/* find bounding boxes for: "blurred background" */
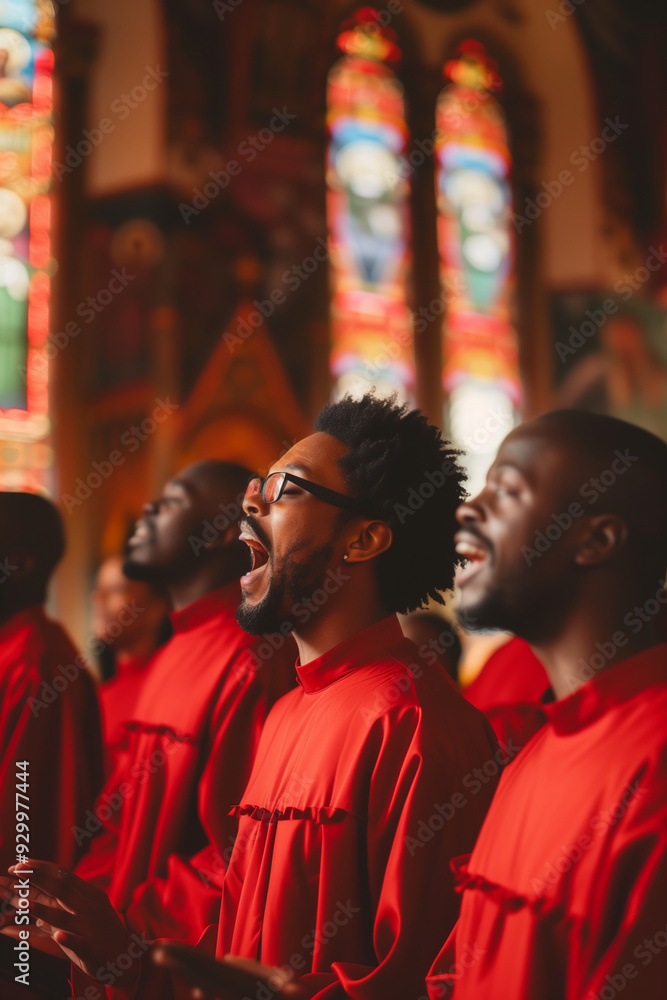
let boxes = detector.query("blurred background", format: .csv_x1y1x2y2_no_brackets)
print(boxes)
1,0,666,648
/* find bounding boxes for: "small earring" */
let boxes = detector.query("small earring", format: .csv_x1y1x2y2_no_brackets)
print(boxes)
343,554,349,561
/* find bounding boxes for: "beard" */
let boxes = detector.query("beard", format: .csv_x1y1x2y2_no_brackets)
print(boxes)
456,571,575,645
456,583,517,636
122,554,162,583
236,542,334,636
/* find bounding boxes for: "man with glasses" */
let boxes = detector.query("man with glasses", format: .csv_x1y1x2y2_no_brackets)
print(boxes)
10,395,499,1000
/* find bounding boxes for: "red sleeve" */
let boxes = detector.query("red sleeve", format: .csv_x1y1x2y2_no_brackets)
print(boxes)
120,647,294,943
572,763,667,1000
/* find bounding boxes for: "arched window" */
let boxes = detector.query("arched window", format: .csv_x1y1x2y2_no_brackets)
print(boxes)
0,0,55,491
326,9,414,401
435,40,520,492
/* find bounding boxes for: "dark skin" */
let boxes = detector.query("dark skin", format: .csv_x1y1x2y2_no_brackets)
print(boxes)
238,432,392,663
0,461,254,987
150,418,663,997
454,419,660,698
0,860,135,981
0,865,308,996
151,944,305,1000
0,438,393,994
92,555,168,662
22,420,660,998
125,461,251,611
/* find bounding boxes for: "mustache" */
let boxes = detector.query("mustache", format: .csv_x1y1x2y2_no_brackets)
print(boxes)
240,515,272,554
458,524,495,560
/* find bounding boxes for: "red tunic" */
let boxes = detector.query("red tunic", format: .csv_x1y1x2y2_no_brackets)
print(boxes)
427,643,667,1000
99,656,151,777
0,606,103,875
464,637,551,751
212,615,500,1000
75,582,296,945
115,615,499,1000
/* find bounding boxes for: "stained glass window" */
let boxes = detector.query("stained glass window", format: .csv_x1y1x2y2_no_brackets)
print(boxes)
435,40,520,492
0,0,55,491
326,8,414,402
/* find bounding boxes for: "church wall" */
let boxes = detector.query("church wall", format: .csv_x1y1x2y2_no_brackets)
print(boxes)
47,0,665,649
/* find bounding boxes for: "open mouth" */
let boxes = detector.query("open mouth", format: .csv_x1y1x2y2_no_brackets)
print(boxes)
128,519,153,548
454,532,490,587
239,526,271,591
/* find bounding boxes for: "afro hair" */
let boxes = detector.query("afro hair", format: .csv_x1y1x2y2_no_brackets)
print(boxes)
315,393,467,614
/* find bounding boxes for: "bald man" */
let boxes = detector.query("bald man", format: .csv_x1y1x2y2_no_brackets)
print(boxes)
0,464,296,992
425,411,667,1000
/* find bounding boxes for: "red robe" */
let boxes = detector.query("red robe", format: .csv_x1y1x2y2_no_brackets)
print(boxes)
464,637,551,751
0,605,103,875
427,643,667,1000
75,582,296,945
99,656,151,777
117,614,499,1000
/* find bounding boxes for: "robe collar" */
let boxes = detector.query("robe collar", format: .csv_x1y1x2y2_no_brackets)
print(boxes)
296,614,404,694
543,642,667,735
0,604,46,641
170,581,241,634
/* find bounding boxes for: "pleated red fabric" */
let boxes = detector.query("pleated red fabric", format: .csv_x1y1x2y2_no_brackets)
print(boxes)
75,582,296,945
427,643,667,1000
109,614,499,1000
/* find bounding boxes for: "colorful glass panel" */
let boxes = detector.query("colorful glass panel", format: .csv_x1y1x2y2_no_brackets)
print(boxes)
0,0,55,491
436,40,520,492
326,9,414,401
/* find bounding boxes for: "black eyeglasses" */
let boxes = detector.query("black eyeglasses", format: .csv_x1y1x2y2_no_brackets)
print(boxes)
245,472,359,510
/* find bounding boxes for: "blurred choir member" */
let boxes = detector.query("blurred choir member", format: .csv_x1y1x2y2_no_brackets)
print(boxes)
8,395,499,1000
92,554,170,774
71,461,296,945
399,610,461,681
0,492,103,874
0,493,103,997
0,461,295,999
427,411,667,1000
461,634,551,751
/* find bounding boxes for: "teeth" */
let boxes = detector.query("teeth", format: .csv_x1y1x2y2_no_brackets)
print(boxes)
455,541,486,560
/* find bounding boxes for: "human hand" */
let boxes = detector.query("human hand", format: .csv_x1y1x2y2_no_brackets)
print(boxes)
0,860,143,987
152,942,308,1000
